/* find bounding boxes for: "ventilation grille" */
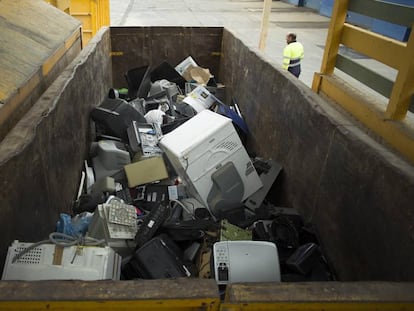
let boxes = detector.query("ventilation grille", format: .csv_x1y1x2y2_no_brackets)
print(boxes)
13,246,43,264
215,140,238,152
245,161,255,176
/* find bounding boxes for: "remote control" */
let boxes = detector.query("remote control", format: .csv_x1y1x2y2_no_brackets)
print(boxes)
135,203,170,248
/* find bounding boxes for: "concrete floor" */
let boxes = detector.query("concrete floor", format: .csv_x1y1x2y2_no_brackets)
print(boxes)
108,0,397,100
109,0,331,88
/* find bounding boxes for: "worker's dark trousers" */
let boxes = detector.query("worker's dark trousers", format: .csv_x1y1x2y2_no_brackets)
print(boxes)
288,65,301,78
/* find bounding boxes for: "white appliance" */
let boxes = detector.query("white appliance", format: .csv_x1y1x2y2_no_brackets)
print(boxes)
213,240,281,284
158,110,262,216
2,241,121,281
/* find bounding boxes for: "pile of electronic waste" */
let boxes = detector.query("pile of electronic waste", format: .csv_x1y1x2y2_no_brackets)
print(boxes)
2,56,334,285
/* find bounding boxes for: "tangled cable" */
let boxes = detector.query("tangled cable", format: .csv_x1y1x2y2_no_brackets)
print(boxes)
12,232,105,263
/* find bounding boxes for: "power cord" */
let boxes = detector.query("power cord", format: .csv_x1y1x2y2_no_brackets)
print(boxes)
169,198,195,219
12,232,106,263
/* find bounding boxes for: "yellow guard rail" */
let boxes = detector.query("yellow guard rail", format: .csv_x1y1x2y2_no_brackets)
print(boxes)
312,0,414,163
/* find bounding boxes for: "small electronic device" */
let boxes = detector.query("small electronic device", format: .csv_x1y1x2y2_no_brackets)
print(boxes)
114,182,133,204
84,160,95,194
141,184,169,210
179,197,205,220
149,79,180,101
220,219,252,241
286,243,321,275
91,140,131,181
127,121,162,157
124,65,152,100
213,240,280,285
91,176,116,194
135,203,170,248
90,98,146,140
124,235,191,279
87,197,137,254
244,159,282,211
2,241,121,281
150,61,187,90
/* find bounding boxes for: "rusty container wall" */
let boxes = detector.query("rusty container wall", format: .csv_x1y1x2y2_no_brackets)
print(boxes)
110,26,414,281
110,27,223,89
0,0,82,142
0,28,112,273
0,26,223,276
1,25,414,283
219,29,414,281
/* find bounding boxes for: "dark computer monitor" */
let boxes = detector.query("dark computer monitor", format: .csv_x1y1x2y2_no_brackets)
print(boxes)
125,65,152,100
150,61,187,90
90,98,146,141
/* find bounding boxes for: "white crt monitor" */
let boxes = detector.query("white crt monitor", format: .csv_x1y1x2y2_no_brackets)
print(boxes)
159,110,262,215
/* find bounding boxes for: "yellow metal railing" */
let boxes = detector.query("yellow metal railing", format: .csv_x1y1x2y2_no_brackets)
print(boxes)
46,0,110,46
45,0,70,13
312,0,414,163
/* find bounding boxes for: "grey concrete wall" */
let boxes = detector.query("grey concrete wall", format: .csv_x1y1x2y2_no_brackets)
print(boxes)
220,28,414,281
0,28,112,273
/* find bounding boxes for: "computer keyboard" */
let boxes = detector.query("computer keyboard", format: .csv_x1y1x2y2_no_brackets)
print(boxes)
135,203,170,248
115,188,134,205
107,200,137,227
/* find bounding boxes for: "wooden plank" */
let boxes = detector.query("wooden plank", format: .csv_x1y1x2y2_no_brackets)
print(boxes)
0,279,220,310
0,299,218,311
225,282,414,303
221,302,414,311
348,0,414,27
223,282,414,310
0,279,219,301
336,54,394,98
341,23,406,70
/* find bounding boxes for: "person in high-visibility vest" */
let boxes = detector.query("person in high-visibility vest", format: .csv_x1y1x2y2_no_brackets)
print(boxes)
282,33,304,78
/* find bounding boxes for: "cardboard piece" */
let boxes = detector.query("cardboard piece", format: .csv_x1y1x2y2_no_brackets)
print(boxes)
182,65,212,85
124,156,169,187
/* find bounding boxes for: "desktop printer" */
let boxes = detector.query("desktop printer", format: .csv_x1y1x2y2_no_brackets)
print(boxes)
2,241,121,281
158,110,263,218
213,240,281,284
